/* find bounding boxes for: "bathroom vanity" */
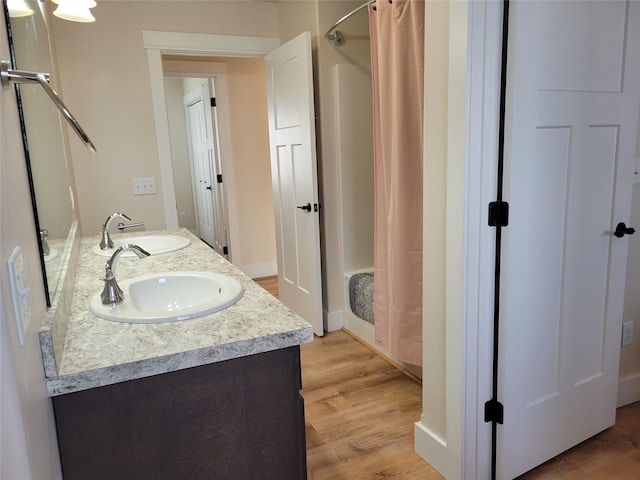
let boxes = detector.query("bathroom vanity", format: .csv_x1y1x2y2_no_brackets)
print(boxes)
40,227,313,479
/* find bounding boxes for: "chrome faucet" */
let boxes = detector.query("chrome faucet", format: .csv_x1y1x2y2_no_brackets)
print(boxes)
100,212,131,250
100,244,150,305
40,229,50,255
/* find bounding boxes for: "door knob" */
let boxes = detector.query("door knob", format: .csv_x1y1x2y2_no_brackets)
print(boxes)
206,186,212,191
614,222,636,238
297,203,312,212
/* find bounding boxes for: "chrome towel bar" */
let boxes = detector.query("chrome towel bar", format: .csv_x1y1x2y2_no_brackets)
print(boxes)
1,60,97,154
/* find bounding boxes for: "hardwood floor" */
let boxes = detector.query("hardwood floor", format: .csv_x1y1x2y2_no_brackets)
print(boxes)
301,330,440,479
253,276,640,479
254,276,437,478
253,275,279,298
518,401,640,479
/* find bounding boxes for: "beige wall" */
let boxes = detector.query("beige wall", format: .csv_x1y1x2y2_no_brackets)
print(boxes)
50,1,279,237
277,0,319,44
213,57,276,272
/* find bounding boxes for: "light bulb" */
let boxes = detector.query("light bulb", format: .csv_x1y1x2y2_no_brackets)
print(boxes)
7,0,34,18
53,0,97,23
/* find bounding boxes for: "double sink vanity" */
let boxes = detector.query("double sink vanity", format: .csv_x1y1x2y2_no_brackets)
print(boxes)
41,224,313,479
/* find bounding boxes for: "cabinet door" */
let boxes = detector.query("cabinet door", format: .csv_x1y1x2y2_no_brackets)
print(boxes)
53,347,307,479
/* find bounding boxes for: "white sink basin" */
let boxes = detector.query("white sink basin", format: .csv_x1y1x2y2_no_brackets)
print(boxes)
92,235,190,257
89,271,243,323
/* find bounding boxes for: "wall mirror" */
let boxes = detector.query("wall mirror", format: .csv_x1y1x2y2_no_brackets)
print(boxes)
3,0,75,306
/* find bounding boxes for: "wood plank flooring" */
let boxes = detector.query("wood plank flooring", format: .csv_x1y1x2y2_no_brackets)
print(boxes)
253,276,640,479
253,275,279,298
301,330,440,479
518,401,640,479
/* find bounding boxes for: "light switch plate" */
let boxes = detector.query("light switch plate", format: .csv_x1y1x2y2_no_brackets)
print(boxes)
7,247,31,346
132,177,157,195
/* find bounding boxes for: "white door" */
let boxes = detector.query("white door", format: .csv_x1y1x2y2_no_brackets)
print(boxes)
265,32,324,336
497,1,640,478
184,82,229,257
208,79,230,258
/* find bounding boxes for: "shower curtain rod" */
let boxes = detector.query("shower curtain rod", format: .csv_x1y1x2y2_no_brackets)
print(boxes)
325,0,376,46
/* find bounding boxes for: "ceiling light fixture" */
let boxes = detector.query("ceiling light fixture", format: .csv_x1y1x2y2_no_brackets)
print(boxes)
7,0,34,17
52,0,97,23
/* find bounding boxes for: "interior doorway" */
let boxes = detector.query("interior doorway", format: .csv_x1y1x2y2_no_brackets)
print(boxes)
144,31,325,336
164,75,230,258
153,44,279,279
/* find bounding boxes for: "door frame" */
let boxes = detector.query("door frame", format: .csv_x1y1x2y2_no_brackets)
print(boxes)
414,1,507,478
461,2,503,478
143,31,280,265
415,1,499,477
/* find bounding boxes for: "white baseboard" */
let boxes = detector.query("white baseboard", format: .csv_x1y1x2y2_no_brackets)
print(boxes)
415,419,447,478
617,372,640,407
324,310,343,332
237,263,277,279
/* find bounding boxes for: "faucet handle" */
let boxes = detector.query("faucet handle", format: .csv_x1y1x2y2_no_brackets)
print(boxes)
116,221,145,231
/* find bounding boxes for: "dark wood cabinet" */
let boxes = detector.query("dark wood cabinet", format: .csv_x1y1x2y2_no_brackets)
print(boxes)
52,346,307,479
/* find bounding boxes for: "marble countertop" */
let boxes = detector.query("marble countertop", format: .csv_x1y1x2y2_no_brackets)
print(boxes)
43,229,313,396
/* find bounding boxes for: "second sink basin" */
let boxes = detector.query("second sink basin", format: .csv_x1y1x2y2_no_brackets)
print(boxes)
92,235,191,257
89,271,243,323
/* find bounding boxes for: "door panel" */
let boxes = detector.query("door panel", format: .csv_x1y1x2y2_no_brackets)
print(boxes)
184,82,230,257
208,79,229,258
535,1,627,92
497,1,640,478
266,32,323,336
185,93,215,247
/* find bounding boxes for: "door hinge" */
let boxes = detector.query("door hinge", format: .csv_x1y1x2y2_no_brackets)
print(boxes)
217,174,223,183
484,399,504,424
314,203,321,212
222,246,228,255
210,97,216,107
488,201,509,227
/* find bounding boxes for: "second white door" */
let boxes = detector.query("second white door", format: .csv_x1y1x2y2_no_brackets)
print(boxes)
184,80,229,258
265,32,324,336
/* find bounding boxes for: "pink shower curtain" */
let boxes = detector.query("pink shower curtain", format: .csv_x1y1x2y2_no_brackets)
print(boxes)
369,0,424,366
